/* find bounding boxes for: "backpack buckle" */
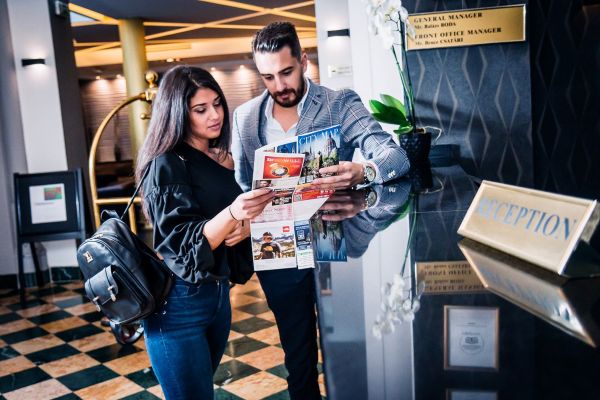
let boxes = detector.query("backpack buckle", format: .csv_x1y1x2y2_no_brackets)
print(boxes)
92,296,101,312
107,285,117,301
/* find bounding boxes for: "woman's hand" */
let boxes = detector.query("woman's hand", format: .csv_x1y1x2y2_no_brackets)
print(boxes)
224,221,250,246
229,188,274,221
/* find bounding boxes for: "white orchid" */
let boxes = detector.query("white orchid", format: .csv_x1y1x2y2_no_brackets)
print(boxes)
372,271,424,339
363,0,412,49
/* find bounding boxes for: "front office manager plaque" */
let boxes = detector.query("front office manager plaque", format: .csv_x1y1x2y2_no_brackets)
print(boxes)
458,181,599,276
407,5,526,51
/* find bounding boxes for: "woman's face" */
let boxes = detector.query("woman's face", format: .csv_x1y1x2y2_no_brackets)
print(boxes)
187,87,224,142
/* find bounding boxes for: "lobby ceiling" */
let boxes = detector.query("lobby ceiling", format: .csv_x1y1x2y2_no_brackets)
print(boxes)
70,0,317,68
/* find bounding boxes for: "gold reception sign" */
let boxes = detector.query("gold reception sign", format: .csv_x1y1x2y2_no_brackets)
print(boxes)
407,5,526,50
417,261,485,295
458,181,599,276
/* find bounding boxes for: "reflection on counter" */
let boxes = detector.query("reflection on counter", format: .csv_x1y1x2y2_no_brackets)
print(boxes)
372,272,424,339
417,261,485,295
459,238,600,347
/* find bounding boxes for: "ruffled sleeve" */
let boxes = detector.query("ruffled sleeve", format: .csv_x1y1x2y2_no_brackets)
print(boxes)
143,154,223,284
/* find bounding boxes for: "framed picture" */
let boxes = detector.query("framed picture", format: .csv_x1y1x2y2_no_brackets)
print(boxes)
444,306,499,371
14,169,85,237
446,389,498,400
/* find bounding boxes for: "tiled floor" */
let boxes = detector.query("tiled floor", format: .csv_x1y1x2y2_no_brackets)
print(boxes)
0,277,326,399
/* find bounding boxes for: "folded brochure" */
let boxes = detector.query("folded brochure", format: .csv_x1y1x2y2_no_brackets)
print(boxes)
250,125,341,271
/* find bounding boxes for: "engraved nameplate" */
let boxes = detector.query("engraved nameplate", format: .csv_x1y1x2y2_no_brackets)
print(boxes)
407,5,526,51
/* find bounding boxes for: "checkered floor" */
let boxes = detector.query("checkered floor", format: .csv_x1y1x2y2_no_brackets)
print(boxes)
0,277,326,399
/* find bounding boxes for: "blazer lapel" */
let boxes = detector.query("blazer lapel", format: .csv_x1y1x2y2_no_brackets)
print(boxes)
297,81,324,135
243,91,269,169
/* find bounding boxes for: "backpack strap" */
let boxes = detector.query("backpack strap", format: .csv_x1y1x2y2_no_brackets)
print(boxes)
120,165,150,221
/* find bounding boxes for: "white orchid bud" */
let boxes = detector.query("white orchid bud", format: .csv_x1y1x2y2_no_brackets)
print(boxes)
372,324,383,339
412,299,420,313
402,311,415,322
406,24,417,40
399,6,409,22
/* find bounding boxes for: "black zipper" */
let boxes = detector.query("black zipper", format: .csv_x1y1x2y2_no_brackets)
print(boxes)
109,270,143,323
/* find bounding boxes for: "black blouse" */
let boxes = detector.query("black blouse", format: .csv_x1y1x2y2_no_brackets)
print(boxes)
142,142,250,284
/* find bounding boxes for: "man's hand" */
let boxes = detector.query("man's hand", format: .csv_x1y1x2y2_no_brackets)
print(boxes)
224,221,250,247
318,190,367,221
311,161,364,190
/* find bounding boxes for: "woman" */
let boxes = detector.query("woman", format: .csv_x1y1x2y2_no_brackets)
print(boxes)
135,66,273,399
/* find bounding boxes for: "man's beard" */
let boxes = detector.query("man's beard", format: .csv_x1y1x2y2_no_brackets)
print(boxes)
271,78,305,108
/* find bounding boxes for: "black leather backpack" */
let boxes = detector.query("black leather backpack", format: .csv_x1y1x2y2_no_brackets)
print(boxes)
77,171,173,325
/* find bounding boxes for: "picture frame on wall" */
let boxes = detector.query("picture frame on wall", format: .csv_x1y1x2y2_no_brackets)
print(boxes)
14,169,86,238
446,389,498,400
444,306,499,371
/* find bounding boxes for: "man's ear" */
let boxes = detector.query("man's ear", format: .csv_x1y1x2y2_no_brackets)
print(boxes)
301,52,308,73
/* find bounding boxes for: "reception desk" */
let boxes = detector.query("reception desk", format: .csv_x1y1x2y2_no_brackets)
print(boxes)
314,164,600,400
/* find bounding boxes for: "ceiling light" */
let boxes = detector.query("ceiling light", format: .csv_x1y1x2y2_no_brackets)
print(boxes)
116,74,122,78
95,75,101,80
210,67,216,71
166,58,175,63
239,65,245,69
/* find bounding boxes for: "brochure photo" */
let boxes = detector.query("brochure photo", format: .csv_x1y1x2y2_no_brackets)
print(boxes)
251,222,297,271
298,125,340,184
311,216,347,262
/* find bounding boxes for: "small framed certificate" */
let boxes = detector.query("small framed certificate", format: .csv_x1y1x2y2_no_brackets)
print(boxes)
444,306,499,370
446,389,498,400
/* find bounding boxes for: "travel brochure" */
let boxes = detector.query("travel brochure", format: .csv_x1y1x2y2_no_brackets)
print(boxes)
250,125,340,271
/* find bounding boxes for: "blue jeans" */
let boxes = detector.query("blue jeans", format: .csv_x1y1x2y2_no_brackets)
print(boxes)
143,277,231,400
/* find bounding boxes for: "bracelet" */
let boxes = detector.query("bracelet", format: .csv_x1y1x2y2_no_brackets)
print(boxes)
228,205,240,221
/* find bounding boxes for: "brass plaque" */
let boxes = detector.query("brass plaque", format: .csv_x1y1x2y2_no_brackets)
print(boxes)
417,261,485,295
407,5,526,51
458,181,599,276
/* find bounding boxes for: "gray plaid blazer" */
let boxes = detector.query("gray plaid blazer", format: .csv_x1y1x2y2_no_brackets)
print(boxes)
231,80,410,192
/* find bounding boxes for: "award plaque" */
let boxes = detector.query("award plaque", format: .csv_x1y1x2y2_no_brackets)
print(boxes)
444,305,499,370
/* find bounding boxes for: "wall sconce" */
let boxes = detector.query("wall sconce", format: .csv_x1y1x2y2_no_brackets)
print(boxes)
21,58,46,67
327,29,350,38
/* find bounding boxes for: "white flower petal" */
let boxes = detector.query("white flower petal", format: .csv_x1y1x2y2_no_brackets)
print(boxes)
406,24,417,40
372,324,382,339
399,6,409,21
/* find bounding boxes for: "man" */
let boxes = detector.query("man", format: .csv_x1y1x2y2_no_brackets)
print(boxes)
260,231,281,259
231,22,409,399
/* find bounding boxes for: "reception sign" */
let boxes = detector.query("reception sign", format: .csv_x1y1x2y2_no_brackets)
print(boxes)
407,5,526,50
458,181,599,276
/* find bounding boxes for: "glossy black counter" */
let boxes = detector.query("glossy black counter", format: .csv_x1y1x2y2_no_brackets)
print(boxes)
313,164,600,400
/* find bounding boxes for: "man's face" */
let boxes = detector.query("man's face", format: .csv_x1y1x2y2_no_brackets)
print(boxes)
254,46,307,108
263,235,273,243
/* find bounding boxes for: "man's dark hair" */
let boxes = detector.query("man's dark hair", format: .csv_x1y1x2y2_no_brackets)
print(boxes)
252,22,302,60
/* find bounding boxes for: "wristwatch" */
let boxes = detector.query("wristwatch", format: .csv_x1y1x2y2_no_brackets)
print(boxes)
363,163,376,184
364,187,378,210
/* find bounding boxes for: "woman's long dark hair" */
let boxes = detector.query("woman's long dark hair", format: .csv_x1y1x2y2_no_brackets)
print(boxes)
135,65,230,186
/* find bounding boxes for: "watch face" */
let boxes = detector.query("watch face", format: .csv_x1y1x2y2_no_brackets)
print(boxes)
366,190,377,207
365,165,376,182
